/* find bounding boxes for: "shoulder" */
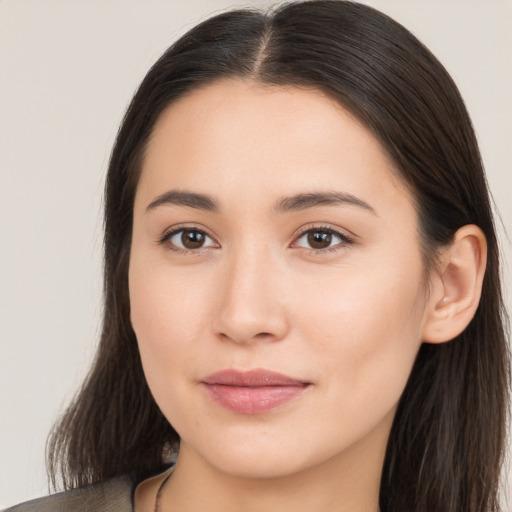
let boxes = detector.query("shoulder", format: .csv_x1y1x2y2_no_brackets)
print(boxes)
2,475,134,512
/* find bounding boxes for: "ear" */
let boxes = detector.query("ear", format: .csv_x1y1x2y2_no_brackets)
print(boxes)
422,225,487,344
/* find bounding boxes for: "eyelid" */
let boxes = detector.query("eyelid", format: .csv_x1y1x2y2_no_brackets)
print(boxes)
290,224,356,253
157,222,355,255
158,224,220,254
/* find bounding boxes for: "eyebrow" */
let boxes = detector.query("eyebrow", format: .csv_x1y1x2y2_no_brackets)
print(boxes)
273,191,376,215
146,189,376,215
146,190,219,212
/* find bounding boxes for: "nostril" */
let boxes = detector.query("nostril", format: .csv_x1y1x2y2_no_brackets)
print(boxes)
217,330,280,344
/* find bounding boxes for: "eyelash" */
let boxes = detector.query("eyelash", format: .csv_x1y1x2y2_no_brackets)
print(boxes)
158,224,354,256
158,225,218,256
292,225,354,254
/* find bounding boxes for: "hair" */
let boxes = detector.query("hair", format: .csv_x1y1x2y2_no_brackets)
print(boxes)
46,1,510,511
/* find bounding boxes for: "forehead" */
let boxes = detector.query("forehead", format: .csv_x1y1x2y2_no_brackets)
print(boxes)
137,79,413,216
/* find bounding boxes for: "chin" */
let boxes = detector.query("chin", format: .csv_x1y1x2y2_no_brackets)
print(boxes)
212,453,308,480
184,434,323,480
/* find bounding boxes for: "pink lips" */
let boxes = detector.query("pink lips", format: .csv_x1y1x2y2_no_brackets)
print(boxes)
201,369,310,414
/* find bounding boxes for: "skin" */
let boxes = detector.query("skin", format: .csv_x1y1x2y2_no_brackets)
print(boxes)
129,80,483,512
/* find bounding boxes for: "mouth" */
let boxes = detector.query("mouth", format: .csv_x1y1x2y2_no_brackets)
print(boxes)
201,368,311,414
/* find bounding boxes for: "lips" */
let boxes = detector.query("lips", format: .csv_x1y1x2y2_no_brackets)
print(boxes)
201,368,311,414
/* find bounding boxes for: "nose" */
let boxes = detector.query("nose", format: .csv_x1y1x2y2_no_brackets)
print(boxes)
212,245,289,345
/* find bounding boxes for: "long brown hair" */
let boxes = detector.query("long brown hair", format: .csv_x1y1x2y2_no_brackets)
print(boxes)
47,2,510,510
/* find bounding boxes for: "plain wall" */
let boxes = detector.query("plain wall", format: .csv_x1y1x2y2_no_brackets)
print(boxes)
1,0,510,508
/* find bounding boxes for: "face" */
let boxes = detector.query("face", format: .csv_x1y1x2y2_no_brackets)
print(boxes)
129,80,431,479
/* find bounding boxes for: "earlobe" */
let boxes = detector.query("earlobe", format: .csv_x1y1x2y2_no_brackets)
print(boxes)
422,225,487,344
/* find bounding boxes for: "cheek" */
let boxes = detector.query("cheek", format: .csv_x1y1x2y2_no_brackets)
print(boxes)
128,258,213,398
299,260,427,409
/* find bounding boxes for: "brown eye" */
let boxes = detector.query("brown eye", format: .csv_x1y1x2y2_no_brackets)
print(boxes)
181,229,206,249
164,228,217,252
294,227,352,252
307,231,332,249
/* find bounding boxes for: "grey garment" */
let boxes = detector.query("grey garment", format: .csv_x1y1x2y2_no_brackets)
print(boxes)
2,475,134,512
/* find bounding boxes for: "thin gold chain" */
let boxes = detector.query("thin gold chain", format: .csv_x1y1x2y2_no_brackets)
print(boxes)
153,471,174,512
152,469,382,511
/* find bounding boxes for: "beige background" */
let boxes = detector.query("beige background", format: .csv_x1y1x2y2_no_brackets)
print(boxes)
1,0,511,508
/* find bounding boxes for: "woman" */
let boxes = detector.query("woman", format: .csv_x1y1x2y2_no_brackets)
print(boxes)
5,1,509,511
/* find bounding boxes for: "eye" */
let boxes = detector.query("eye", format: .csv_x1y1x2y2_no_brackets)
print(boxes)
160,227,218,253
293,226,353,253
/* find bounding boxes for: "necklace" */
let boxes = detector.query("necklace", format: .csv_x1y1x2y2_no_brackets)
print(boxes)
153,471,174,512
152,468,382,512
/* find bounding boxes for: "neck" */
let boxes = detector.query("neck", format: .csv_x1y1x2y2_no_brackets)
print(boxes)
157,412,392,512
